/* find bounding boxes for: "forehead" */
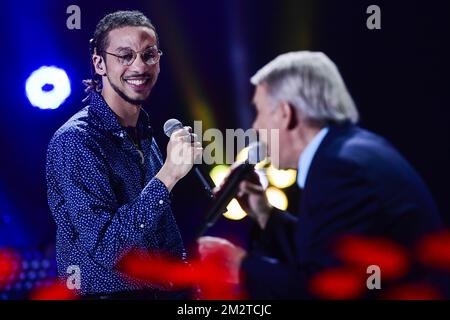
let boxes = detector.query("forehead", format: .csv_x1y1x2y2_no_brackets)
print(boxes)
253,83,270,104
107,26,157,51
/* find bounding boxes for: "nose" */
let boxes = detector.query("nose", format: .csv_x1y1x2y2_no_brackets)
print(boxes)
132,54,147,68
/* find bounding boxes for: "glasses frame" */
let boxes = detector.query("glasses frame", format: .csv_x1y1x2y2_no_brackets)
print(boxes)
100,46,163,66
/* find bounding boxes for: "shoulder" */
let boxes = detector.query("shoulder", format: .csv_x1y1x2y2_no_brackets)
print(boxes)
47,107,106,161
49,105,108,149
314,125,433,201
321,125,407,173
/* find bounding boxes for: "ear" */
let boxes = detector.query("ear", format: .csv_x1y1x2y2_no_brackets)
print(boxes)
278,101,298,130
92,54,106,76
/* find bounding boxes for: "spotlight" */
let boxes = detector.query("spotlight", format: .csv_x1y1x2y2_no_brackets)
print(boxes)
209,165,230,186
223,199,247,221
1,249,57,299
266,165,297,189
236,147,249,163
266,187,288,210
209,165,247,220
25,66,71,110
236,146,266,169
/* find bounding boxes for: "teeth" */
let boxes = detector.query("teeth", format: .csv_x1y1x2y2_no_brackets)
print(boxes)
126,79,147,85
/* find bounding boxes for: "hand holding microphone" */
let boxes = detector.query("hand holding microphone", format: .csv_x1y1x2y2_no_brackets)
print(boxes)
159,119,215,197
235,168,273,230
155,119,203,192
215,143,272,230
197,141,271,237
157,118,273,232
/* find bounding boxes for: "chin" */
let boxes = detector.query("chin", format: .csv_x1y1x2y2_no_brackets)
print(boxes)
132,93,151,101
274,163,286,170
125,90,151,104
270,157,291,170
270,157,281,169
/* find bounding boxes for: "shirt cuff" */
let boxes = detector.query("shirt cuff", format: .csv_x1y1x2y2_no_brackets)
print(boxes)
136,177,172,230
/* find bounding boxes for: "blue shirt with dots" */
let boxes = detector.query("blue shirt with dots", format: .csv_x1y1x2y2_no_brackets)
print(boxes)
46,91,185,295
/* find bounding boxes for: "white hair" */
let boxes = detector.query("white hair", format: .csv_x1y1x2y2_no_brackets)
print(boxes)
251,51,359,124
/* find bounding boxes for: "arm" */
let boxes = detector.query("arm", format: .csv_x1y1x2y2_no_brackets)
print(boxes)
249,208,298,263
48,129,174,270
241,161,379,299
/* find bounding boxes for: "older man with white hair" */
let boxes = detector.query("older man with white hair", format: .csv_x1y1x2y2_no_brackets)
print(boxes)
198,51,442,299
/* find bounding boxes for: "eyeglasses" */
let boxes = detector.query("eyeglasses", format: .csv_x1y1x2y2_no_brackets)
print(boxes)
101,46,163,66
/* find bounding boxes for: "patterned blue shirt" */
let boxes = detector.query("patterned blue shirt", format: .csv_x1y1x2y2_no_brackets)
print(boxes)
46,91,185,295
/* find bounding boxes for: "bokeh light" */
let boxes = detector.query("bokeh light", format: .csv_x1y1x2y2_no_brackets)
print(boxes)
416,230,450,272
309,267,366,299
209,165,230,186
334,235,410,281
223,199,247,221
25,66,71,110
266,187,288,210
209,165,247,220
0,248,21,291
266,165,297,189
236,147,249,164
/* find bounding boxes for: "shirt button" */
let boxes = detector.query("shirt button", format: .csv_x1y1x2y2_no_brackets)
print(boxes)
140,224,144,228
159,200,164,205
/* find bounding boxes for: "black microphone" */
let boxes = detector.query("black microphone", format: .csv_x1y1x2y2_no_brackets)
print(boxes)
163,118,215,199
196,141,267,237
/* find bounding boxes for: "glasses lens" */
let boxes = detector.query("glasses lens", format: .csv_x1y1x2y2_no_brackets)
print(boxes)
142,48,160,64
119,51,135,65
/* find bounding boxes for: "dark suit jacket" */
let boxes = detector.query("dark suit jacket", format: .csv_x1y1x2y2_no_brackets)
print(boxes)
241,123,443,299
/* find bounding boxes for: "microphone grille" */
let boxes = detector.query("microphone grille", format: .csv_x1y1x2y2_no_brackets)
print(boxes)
163,118,183,137
248,141,267,164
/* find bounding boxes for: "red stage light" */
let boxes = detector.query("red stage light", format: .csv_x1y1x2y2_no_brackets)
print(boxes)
29,280,78,300
416,230,450,272
382,282,442,300
309,267,366,300
118,250,246,300
334,235,410,280
0,248,21,290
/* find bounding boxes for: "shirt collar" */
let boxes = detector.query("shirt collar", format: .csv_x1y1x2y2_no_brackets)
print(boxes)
297,127,329,189
89,91,153,140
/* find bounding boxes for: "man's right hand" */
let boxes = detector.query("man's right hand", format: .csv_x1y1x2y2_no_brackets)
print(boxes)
156,127,202,192
216,164,273,229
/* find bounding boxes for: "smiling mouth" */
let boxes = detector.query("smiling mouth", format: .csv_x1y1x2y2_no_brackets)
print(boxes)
123,76,152,89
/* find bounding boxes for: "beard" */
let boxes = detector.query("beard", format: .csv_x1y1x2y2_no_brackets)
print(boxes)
106,74,154,106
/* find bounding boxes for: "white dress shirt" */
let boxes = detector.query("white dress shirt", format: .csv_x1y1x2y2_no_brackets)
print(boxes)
297,127,329,189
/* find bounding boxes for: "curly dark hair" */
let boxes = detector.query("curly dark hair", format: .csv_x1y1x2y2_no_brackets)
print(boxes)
83,10,159,100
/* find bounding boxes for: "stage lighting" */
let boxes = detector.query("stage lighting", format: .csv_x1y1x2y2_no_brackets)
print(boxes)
236,146,266,169
236,146,249,163
266,165,297,189
209,162,272,221
209,165,230,186
266,187,288,210
223,199,247,221
25,66,71,110
209,165,246,220
0,249,57,300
